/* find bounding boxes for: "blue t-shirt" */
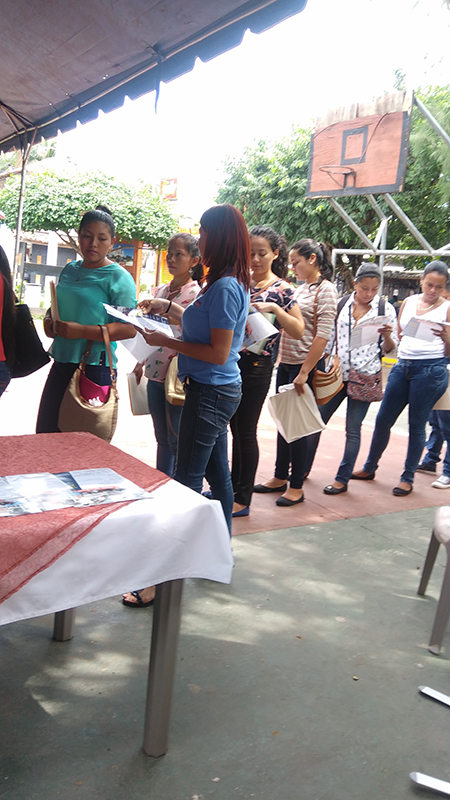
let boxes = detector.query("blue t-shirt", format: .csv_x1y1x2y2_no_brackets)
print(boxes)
178,276,250,385
51,260,136,367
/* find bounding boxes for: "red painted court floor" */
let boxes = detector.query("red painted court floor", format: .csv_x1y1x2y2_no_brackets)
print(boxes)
231,411,445,536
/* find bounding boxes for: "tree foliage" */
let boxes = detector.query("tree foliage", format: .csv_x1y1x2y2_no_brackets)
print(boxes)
0,169,178,251
216,85,450,280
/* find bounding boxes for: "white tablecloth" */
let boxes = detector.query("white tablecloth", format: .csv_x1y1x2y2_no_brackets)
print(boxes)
0,480,233,626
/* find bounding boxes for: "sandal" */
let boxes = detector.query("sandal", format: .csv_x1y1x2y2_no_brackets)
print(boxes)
122,589,155,608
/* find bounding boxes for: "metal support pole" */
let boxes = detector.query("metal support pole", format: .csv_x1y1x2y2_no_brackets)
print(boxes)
373,218,389,251
378,219,388,294
53,608,76,641
143,579,184,757
367,194,387,221
329,198,375,251
414,95,450,151
12,132,35,294
383,193,433,253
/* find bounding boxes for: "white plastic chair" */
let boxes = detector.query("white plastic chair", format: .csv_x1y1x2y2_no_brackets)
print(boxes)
418,506,450,655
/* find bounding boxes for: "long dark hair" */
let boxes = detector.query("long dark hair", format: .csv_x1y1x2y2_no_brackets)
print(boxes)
249,226,289,279
200,205,251,290
290,238,334,282
0,246,16,364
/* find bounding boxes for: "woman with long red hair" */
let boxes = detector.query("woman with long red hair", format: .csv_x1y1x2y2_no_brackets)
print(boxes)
123,205,250,608
136,206,250,527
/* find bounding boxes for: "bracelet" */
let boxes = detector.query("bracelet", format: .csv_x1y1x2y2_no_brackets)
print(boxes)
166,300,172,315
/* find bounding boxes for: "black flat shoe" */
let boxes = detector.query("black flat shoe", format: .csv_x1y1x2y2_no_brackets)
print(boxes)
392,484,413,496
253,483,287,494
323,484,347,495
350,471,375,481
276,494,305,507
122,590,155,608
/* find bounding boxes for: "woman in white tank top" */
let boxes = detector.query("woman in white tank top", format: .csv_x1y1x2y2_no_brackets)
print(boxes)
351,261,450,496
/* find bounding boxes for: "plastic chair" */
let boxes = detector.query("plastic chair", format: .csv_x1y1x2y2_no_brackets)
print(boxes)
418,506,450,655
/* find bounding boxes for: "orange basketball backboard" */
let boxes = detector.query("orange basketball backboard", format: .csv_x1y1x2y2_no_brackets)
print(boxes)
306,91,413,198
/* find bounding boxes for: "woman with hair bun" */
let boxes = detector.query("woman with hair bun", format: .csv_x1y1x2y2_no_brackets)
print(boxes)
352,260,450,495
36,205,137,433
254,237,338,507
230,225,304,517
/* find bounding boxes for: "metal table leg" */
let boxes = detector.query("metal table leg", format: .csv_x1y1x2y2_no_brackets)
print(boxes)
53,608,76,641
143,579,184,757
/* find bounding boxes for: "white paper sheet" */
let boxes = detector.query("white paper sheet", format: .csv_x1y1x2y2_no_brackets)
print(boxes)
402,316,449,342
350,315,391,349
240,306,278,351
103,304,174,337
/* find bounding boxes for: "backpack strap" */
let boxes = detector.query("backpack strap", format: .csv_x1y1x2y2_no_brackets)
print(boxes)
337,293,352,317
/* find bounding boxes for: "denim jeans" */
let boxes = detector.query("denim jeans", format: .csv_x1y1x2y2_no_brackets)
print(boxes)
422,409,450,477
317,383,371,485
363,357,449,484
0,361,11,398
174,377,242,534
147,379,182,477
36,356,114,433
230,353,273,506
274,362,320,490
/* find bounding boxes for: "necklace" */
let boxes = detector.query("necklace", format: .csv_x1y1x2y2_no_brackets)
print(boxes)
419,296,440,312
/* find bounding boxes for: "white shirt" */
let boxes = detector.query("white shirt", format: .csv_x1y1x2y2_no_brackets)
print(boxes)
398,295,450,360
326,293,398,379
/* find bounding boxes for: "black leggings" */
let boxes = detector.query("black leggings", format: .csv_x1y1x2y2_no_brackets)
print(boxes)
36,356,113,433
230,353,273,507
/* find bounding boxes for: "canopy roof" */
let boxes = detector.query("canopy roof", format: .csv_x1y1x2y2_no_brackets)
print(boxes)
0,0,307,152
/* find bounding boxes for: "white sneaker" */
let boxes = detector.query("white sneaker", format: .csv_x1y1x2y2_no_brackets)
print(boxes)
431,475,450,489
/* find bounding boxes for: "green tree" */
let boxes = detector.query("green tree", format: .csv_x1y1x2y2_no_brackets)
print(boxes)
0,169,178,251
216,85,450,281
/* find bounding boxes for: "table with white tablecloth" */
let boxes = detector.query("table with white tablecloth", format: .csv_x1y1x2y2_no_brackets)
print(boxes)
0,433,233,756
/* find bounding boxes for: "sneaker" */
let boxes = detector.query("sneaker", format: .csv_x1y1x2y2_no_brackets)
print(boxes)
416,462,436,474
431,475,450,489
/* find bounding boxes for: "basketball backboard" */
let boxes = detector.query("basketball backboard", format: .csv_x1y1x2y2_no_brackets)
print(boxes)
306,91,413,198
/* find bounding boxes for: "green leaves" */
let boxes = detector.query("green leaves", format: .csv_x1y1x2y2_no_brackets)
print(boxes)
0,170,178,250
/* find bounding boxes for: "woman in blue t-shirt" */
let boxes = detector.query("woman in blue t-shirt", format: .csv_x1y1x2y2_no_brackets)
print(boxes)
137,204,250,533
36,206,136,433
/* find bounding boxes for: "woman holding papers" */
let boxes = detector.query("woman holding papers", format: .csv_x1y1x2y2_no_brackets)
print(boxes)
36,206,136,433
254,238,337,506
230,226,304,518
352,260,450,496
133,205,250,532
316,264,397,495
132,234,202,477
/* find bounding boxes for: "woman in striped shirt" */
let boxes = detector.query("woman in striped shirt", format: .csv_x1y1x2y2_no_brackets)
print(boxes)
254,238,337,506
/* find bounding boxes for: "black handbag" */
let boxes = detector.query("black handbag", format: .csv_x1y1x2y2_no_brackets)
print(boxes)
10,304,50,378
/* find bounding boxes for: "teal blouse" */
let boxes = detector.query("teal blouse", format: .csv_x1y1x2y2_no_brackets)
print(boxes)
50,260,136,367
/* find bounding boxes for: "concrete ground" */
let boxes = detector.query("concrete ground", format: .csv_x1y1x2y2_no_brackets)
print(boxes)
1,333,450,799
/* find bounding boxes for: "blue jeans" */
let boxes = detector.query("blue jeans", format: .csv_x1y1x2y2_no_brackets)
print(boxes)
274,362,320,490
363,357,449,485
0,361,11,398
147,379,182,477
174,378,242,534
422,409,450,477
319,383,371,485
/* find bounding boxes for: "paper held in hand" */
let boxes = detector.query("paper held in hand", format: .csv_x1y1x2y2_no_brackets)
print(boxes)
240,305,278,352
267,383,326,443
402,316,450,342
104,304,175,362
349,315,391,349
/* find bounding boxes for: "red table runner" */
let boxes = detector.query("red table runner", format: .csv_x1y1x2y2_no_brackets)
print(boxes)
0,432,169,603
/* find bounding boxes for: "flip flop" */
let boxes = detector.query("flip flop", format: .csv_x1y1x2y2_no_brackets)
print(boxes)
122,589,154,608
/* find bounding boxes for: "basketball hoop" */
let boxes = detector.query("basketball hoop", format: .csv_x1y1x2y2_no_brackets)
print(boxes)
319,165,356,189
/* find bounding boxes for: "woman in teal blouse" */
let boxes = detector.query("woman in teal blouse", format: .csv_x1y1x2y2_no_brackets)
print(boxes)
36,205,136,433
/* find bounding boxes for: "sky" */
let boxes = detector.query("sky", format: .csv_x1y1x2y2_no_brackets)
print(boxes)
55,0,450,224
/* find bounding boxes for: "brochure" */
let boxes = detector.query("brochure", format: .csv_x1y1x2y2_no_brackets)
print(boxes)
103,304,174,337
349,315,392,349
0,469,151,517
402,316,449,343
240,305,278,351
